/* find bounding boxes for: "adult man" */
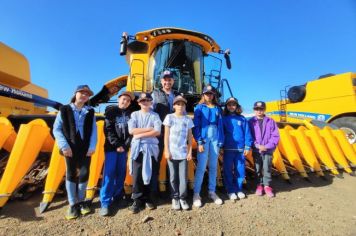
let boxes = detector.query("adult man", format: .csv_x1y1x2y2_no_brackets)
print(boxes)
151,70,180,195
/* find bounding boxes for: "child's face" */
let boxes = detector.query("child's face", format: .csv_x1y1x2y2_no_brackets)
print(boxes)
254,107,265,116
139,99,152,110
118,95,131,109
203,92,214,103
173,101,186,113
75,91,90,104
227,103,237,113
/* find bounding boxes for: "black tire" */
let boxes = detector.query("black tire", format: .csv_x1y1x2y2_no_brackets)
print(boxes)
330,117,356,144
287,85,306,103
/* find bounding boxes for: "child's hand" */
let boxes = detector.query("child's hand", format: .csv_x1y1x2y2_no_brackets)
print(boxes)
86,149,95,157
133,133,142,139
117,147,125,153
198,145,204,153
186,153,192,161
259,145,267,152
243,150,249,156
62,148,73,157
164,151,172,160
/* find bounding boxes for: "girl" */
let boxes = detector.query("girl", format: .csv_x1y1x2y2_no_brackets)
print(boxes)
248,101,280,197
192,85,224,208
222,97,252,200
163,95,194,211
53,85,97,220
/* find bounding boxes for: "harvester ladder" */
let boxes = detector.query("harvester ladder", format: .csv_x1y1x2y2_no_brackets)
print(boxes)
129,59,145,92
279,88,288,122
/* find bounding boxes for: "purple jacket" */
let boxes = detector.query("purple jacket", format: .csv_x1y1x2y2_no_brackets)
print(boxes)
248,116,280,154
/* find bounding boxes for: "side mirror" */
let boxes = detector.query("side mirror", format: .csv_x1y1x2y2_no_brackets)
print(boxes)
120,32,128,56
224,49,232,69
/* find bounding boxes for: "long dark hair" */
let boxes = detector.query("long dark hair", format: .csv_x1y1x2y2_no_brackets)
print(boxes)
223,102,243,115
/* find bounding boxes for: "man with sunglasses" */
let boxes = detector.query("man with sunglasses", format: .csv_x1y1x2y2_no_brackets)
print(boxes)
248,101,280,198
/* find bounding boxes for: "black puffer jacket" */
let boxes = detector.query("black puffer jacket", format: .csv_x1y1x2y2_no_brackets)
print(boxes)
104,105,132,152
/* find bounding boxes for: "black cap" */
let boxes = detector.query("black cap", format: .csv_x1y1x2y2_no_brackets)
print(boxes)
225,97,238,105
253,101,266,109
75,85,93,96
118,91,135,101
137,92,153,102
160,70,174,79
202,85,216,94
173,95,187,105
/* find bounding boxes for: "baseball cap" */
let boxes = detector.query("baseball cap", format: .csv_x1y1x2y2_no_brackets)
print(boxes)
118,91,135,101
173,95,187,105
253,101,266,110
202,85,216,94
225,97,238,105
137,92,153,102
75,85,93,96
160,70,174,79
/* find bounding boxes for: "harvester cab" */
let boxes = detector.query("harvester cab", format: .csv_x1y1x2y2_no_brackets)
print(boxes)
90,27,234,109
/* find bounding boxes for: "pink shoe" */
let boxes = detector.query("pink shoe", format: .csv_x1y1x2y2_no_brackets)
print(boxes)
264,186,275,198
255,185,263,196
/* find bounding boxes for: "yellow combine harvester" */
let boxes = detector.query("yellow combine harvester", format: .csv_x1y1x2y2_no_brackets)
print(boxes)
0,28,355,214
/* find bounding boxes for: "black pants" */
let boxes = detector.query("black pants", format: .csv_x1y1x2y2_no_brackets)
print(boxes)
132,153,158,202
64,132,91,183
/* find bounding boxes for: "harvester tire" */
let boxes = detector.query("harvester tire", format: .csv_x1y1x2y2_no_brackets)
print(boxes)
331,117,356,144
287,86,306,103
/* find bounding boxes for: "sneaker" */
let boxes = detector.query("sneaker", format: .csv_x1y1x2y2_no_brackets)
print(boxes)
65,205,79,220
80,202,91,215
172,199,180,210
264,186,275,198
145,201,156,210
193,193,202,208
228,193,238,200
209,192,223,205
237,192,246,199
99,207,109,217
255,185,264,196
129,200,142,214
180,199,189,211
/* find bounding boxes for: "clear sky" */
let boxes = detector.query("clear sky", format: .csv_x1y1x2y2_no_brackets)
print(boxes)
1,0,355,113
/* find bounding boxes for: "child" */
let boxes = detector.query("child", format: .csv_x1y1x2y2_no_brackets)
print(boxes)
248,101,280,197
99,91,134,216
192,85,224,208
163,95,194,211
128,92,162,213
222,97,253,200
53,85,97,220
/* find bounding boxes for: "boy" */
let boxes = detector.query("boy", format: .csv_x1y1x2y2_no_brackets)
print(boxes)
99,91,134,216
128,92,162,213
163,95,194,210
248,101,280,197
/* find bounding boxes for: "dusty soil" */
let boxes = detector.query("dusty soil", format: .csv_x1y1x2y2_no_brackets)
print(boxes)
1,172,356,236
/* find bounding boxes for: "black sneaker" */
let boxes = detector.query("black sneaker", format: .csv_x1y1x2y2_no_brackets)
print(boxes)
129,200,142,214
65,205,79,220
79,202,91,215
145,201,156,210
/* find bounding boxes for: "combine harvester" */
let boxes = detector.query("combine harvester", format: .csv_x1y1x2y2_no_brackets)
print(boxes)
0,29,355,213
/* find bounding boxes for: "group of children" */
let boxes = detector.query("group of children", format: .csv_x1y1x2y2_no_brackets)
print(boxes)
53,74,280,220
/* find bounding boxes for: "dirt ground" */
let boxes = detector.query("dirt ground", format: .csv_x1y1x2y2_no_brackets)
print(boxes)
1,171,356,236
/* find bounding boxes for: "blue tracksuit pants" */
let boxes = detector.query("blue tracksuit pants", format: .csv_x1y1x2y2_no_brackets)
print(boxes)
223,150,245,193
100,151,127,208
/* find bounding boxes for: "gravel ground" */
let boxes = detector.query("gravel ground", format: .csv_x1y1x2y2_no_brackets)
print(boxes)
1,172,356,236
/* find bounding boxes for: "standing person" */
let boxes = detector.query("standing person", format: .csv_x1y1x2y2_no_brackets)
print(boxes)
151,70,180,196
128,92,162,214
192,85,224,208
163,95,194,211
99,91,134,216
53,85,97,220
248,101,280,197
222,97,253,200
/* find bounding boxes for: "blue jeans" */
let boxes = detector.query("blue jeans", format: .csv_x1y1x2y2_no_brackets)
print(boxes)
223,150,245,193
100,151,127,208
194,125,220,194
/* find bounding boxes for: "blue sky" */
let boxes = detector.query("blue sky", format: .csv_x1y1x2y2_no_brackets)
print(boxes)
1,0,355,113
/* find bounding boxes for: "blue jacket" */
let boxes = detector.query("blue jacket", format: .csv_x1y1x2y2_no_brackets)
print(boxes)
193,104,224,147
222,114,253,151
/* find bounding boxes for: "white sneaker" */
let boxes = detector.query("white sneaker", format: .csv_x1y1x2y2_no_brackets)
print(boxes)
193,194,202,208
209,192,223,205
172,199,180,210
237,192,246,199
228,193,238,200
180,199,189,210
